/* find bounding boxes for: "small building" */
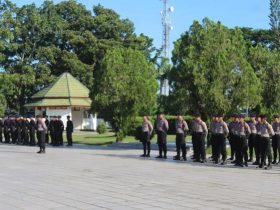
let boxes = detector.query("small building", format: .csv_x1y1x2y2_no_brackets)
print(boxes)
25,72,97,130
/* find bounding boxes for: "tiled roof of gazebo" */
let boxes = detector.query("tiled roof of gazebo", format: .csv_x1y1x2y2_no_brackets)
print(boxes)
25,72,91,108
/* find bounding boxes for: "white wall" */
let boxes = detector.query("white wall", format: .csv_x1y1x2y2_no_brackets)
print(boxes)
71,109,83,130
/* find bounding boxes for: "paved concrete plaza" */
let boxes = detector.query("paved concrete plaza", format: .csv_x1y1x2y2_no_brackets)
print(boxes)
0,144,279,210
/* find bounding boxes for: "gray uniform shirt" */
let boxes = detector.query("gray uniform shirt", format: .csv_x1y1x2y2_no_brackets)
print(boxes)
210,121,229,136
157,119,169,133
228,121,238,135
248,121,257,134
236,122,251,137
176,120,189,134
260,122,274,137
192,120,208,135
142,120,153,134
256,122,262,135
272,122,280,135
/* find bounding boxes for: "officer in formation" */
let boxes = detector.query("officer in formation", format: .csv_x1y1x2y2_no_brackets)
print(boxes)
66,115,74,146
156,112,169,159
140,116,153,157
0,115,67,147
0,115,37,146
48,116,65,146
173,114,189,161
210,114,229,165
272,115,280,164
191,113,208,163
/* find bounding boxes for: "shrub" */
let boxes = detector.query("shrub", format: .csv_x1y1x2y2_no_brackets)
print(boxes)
97,122,107,134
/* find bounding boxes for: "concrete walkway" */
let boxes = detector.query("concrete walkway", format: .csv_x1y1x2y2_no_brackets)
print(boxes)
0,144,279,210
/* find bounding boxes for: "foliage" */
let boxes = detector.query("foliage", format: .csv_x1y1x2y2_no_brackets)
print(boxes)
0,91,6,116
96,122,107,134
0,0,156,114
269,0,280,48
91,47,158,141
170,18,261,119
249,45,280,114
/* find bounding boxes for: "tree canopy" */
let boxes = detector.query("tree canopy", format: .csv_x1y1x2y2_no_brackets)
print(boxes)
91,47,158,141
169,19,261,118
0,0,155,114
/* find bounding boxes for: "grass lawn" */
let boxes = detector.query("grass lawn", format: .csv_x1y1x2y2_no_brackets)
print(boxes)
65,131,181,146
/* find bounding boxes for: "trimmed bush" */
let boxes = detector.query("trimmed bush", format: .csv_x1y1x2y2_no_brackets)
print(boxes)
97,122,107,134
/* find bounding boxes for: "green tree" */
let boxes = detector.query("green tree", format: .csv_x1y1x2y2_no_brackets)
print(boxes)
270,0,280,48
91,47,158,141
170,19,261,119
249,45,280,114
0,0,156,114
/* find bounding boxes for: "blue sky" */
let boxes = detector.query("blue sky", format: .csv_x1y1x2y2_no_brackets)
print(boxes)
13,0,270,51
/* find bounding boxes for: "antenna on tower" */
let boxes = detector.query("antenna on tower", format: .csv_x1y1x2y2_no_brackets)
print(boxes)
160,0,174,58
160,0,174,96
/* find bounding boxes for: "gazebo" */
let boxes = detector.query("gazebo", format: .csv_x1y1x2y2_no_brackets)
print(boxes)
25,72,97,130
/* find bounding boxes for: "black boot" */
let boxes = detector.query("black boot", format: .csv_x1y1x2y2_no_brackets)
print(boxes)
37,148,42,154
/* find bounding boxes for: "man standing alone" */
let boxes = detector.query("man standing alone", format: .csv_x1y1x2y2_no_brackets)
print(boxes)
66,116,73,146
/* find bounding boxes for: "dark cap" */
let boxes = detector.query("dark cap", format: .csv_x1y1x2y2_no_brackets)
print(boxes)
273,114,279,118
260,114,267,119
217,114,224,118
238,114,245,119
193,112,201,117
249,113,256,117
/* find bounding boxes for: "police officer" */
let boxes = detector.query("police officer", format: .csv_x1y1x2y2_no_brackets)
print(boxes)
209,114,218,161
228,114,238,162
156,112,169,159
191,113,208,163
3,116,11,143
29,117,36,146
248,114,257,162
211,114,229,165
66,115,74,146
57,116,64,146
253,115,262,165
45,115,50,144
0,117,3,142
22,116,30,145
141,116,153,157
235,114,251,167
258,115,274,169
16,116,23,144
272,115,280,164
49,116,55,145
10,116,17,144
36,115,47,154
173,114,189,161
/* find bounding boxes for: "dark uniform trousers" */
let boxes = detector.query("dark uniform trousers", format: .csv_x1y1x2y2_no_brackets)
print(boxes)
0,129,2,142
157,131,167,157
248,133,256,160
176,133,186,158
255,134,261,163
67,131,73,146
192,132,206,161
37,131,46,150
236,135,248,165
4,128,10,143
213,134,227,162
29,129,36,146
228,134,236,159
260,137,272,165
142,132,151,155
272,134,280,162
211,134,217,160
